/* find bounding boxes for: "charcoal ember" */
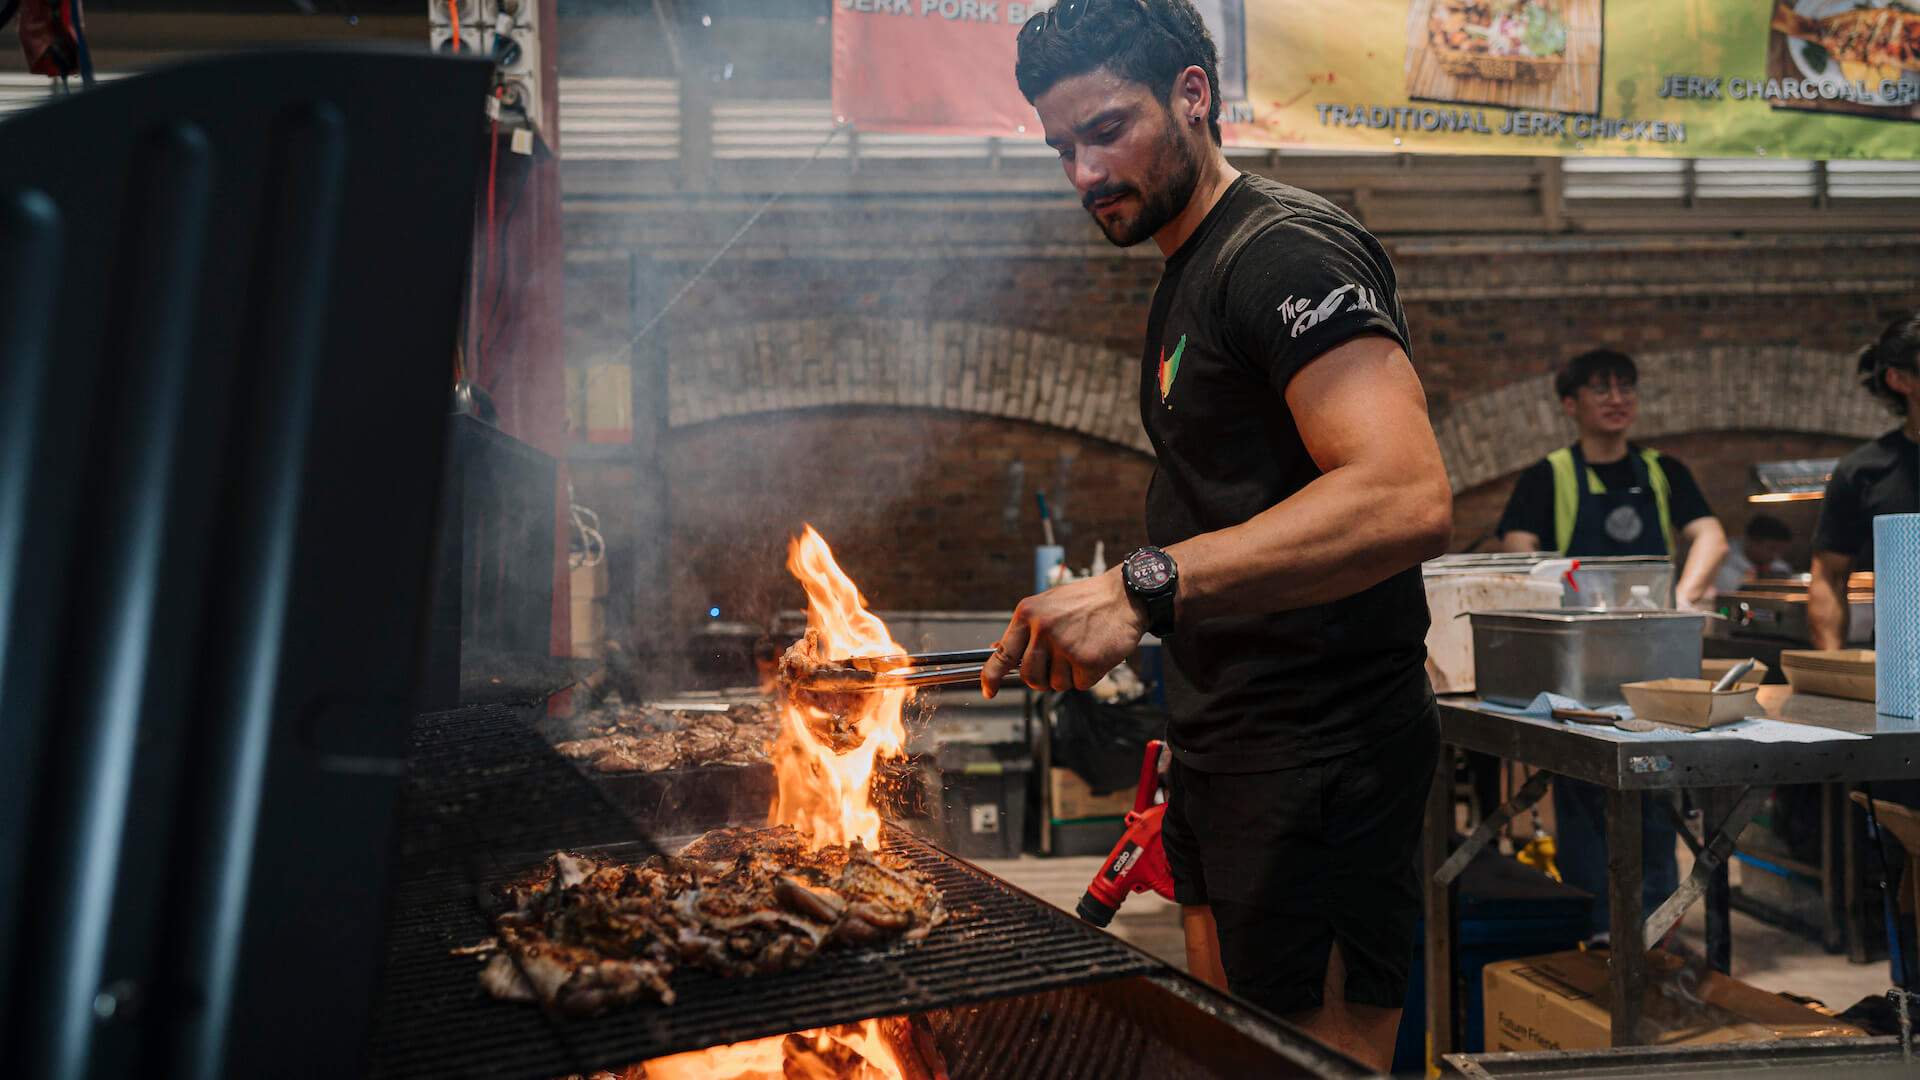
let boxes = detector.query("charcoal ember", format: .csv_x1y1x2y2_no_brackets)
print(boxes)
474,827,946,1015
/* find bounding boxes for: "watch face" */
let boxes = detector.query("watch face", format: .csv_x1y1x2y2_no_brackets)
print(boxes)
1125,548,1174,592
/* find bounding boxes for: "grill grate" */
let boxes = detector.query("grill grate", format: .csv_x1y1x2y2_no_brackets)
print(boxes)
369,704,1159,1079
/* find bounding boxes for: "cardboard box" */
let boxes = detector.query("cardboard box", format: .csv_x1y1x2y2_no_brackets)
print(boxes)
1049,767,1133,822
1483,949,1864,1052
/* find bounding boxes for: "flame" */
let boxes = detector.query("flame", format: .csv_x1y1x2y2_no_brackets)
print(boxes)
643,1020,912,1080
772,525,911,850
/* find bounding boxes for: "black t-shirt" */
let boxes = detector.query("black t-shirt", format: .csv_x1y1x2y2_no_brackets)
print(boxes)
1141,173,1432,773
1495,449,1714,552
1814,429,1920,570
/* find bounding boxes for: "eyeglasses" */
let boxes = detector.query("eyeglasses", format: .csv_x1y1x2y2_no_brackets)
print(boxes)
1021,0,1191,50
1579,380,1638,401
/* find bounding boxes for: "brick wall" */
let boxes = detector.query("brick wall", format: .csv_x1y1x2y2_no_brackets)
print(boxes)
562,197,1920,647
664,409,1154,637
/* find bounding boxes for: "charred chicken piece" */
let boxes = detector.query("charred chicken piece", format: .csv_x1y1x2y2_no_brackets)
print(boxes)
473,827,945,1015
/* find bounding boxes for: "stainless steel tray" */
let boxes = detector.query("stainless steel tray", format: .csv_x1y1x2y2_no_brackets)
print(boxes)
1471,609,1707,707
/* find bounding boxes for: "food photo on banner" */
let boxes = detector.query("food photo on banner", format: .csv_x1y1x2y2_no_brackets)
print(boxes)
1766,0,1920,122
830,0,1920,159
1405,0,1603,116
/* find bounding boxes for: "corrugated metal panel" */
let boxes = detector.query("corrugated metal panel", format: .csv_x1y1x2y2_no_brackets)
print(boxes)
1562,157,1688,200
1694,158,1818,199
557,76,679,161
1827,159,1920,200
711,99,848,158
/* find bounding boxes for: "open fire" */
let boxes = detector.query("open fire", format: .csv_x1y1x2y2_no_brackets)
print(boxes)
771,525,913,849
639,1015,944,1080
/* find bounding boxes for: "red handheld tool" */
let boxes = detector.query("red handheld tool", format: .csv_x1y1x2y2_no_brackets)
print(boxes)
1076,739,1175,927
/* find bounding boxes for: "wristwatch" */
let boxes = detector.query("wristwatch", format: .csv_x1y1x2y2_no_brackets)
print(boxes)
1121,546,1178,638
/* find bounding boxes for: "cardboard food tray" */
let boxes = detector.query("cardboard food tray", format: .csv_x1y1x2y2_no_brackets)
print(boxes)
1780,649,1877,703
1621,678,1760,730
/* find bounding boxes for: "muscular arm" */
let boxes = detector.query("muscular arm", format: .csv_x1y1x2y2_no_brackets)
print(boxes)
1808,550,1854,651
981,336,1452,696
1674,516,1729,609
1165,334,1453,619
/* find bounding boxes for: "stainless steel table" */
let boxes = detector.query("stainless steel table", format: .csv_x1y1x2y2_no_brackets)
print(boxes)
1424,688,1920,1055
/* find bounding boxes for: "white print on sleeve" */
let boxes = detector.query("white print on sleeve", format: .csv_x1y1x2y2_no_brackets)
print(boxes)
1279,285,1380,339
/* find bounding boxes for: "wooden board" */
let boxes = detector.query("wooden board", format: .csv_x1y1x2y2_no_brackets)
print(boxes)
1404,0,1604,116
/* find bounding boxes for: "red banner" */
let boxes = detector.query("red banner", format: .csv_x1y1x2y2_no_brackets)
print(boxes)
831,1,1050,137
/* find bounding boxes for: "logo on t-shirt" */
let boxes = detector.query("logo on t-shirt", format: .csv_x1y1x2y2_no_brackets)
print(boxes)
1158,334,1186,407
1280,285,1381,339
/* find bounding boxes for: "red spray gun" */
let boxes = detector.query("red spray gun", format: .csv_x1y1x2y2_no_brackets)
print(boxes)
1076,739,1175,927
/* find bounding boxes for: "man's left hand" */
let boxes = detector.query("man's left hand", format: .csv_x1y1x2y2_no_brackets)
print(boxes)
981,569,1147,698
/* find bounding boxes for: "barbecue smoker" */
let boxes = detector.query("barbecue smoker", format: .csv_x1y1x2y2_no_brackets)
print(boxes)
369,704,1366,1078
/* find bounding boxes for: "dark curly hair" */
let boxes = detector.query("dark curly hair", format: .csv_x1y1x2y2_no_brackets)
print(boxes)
1014,0,1223,145
1858,313,1920,417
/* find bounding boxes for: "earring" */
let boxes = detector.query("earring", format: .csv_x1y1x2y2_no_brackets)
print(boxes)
1190,114,1201,124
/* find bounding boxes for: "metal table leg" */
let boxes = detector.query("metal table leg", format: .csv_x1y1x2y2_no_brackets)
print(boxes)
1424,744,1458,1062
1435,770,1552,887
1607,787,1647,1047
1824,782,1844,954
1642,786,1764,970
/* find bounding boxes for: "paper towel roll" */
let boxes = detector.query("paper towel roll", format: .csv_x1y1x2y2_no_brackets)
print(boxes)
1876,514,1920,719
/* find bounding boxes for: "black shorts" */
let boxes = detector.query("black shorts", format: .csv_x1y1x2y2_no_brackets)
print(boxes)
1161,702,1439,1015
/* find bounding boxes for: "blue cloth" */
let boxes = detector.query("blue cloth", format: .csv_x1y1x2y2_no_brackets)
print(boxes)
1552,777,1680,937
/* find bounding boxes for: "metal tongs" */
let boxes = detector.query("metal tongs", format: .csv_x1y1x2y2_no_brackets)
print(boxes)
796,648,1017,692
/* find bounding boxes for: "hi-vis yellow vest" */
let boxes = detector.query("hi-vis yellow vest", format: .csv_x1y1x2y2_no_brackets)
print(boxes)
1546,446,1674,555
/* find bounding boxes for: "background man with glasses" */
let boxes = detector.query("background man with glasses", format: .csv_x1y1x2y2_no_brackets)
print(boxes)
981,0,1453,1068
1496,347,1729,941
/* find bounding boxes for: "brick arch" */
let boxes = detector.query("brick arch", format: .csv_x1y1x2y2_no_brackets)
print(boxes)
1433,346,1886,493
667,316,1151,454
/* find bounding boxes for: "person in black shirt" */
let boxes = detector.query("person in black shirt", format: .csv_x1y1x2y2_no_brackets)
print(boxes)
981,3,1453,1068
1811,315,1920,649
1496,350,1726,607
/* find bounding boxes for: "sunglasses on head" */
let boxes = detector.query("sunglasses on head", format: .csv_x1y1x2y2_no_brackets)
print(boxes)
1021,0,1191,48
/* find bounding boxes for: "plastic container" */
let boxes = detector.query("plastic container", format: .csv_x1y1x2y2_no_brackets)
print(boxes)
926,742,1031,860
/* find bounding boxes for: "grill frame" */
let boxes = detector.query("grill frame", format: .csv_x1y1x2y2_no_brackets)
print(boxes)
370,703,1166,1078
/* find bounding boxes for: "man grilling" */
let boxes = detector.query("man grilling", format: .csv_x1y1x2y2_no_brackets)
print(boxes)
979,1,1453,1068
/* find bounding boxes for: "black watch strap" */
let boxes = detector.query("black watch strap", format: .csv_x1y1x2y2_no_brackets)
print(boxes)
1142,590,1176,638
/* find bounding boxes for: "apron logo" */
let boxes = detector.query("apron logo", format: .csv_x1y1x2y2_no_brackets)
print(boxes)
1604,504,1645,544
1158,334,1186,407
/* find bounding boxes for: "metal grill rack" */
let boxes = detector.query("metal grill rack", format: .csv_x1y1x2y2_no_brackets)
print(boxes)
369,704,1160,1078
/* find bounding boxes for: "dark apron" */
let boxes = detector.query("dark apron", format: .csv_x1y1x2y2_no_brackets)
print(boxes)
1566,445,1670,558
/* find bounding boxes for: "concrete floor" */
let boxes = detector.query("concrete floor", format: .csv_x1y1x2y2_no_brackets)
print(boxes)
975,847,1893,1017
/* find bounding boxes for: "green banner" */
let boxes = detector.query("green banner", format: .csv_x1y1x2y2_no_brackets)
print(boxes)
1223,0,1920,160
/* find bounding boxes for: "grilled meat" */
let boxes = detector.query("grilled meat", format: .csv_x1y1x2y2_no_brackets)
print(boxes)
473,826,946,1016
551,702,778,774
778,631,882,751
1774,1,1920,74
